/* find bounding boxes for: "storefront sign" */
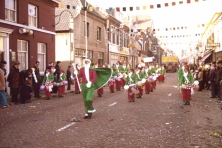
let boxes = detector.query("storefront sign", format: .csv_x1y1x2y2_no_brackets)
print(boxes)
109,43,119,53
119,47,129,55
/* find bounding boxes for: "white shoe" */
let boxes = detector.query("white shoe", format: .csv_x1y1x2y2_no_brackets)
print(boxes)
88,109,96,113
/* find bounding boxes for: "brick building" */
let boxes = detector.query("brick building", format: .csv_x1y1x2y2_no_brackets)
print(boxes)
0,0,58,78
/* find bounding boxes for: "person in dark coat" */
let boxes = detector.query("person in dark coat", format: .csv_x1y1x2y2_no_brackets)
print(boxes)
20,79,33,104
66,66,72,90
7,61,20,104
209,67,216,98
216,60,222,100
32,61,42,98
53,61,61,93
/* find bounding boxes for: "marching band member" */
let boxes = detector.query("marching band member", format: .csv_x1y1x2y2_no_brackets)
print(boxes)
42,67,54,100
179,65,195,105
73,63,81,94
57,70,66,97
158,64,166,83
136,68,145,98
119,62,127,88
125,68,138,102
96,64,104,97
113,61,122,91
108,66,115,93
144,66,151,94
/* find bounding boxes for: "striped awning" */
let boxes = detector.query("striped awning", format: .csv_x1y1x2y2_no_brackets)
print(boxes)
199,53,211,62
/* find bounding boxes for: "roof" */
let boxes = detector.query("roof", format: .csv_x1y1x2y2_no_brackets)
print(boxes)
55,0,108,31
55,0,82,31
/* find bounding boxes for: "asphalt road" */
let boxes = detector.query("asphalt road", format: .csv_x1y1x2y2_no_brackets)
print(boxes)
1,73,222,148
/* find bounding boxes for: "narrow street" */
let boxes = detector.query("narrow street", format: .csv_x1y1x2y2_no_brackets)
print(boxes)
1,73,222,148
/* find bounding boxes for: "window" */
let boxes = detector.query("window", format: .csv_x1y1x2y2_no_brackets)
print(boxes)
97,27,101,41
37,43,46,74
5,0,16,22
28,4,37,27
84,22,89,37
17,40,28,70
98,52,103,59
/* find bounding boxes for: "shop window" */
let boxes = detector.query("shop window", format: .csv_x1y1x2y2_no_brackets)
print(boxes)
28,4,38,27
17,40,28,70
37,43,46,74
5,0,17,22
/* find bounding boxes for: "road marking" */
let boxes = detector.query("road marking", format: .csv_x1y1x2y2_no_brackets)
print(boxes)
56,122,76,132
109,102,117,106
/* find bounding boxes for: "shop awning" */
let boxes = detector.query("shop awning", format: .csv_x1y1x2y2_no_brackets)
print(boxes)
199,53,212,62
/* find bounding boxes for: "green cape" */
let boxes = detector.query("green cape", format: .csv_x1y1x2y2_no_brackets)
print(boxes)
90,67,112,90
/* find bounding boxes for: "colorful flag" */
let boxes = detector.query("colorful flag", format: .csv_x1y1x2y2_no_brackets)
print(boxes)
179,1,183,4
187,0,191,3
172,2,176,6
89,6,93,11
195,0,199,2
60,4,65,8
157,4,161,8
123,7,126,11
143,6,146,10
109,7,112,12
130,7,133,11
67,5,70,9
165,3,169,7
136,6,140,10
150,5,154,9
116,7,120,12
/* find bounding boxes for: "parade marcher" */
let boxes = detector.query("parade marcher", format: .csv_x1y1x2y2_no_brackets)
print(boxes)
7,61,20,104
208,66,216,98
96,64,104,97
179,65,194,105
42,67,54,100
119,62,127,88
158,64,166,83
53,61,61,93
136,68,145,98
66,66,72,90
77,59,111,119
57,70,66,97
144,66,151,94
73,63,81,94
113,61,122,91
108,66,115,93
0,63,10,108
32,61,42,98
125,68,138,102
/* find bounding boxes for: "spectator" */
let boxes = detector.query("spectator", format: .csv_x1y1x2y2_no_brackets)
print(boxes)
215,60,222,100
66,66,72,90
0,60,7,92
20,79,32,104
197,67,203,91
208,67,216,98
32,61,42,98
7,61,20,104
0,63,10,108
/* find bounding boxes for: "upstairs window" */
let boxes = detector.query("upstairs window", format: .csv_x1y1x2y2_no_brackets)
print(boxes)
28,4,37,27
5,0,16,22
97,27,101,41
84,22,89,37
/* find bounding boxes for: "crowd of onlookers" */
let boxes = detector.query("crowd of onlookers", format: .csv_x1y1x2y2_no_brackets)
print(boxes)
0,60,71,108
186,61,222,101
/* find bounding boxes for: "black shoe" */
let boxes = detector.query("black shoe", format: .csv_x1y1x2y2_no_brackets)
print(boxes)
84,115,88,119
88,113,92,119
